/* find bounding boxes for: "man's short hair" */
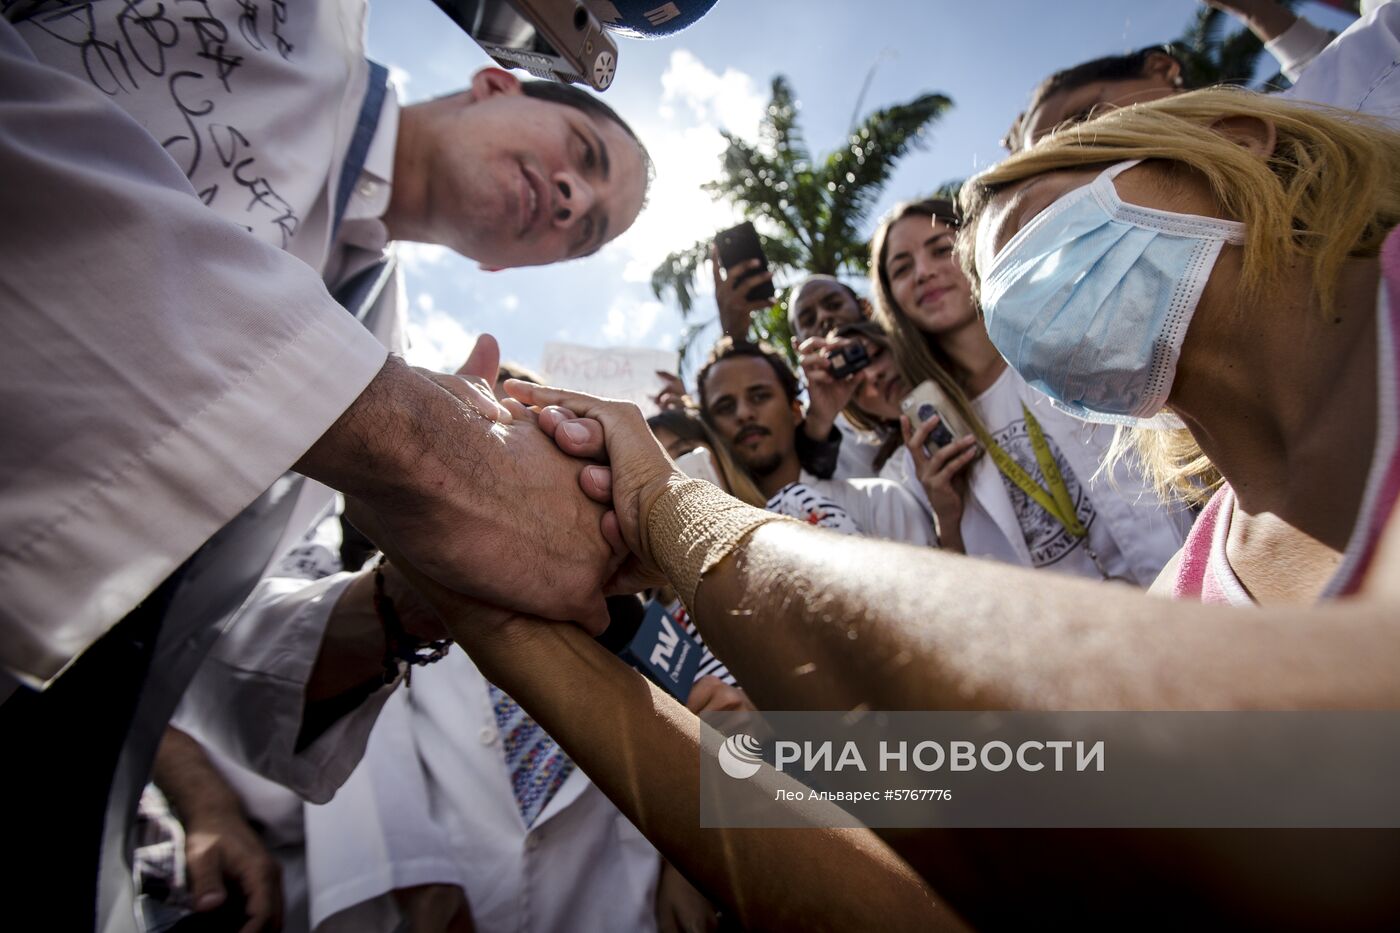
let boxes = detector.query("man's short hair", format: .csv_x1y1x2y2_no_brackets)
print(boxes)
786,275,864,332
1004,45,1185,150
697,337,800,416
520,80,655,200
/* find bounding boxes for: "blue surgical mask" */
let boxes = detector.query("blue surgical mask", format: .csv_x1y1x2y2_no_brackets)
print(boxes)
975,160,1245,428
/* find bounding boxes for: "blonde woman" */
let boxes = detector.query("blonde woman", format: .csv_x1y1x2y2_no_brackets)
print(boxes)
959,87,1400,605
864,199,1190,581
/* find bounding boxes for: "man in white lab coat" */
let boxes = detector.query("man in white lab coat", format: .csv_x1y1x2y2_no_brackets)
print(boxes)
0,2,652,929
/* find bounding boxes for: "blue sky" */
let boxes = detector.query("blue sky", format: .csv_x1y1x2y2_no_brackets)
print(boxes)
369,0,1356,378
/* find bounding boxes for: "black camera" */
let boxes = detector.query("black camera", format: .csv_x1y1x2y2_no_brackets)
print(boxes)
826,343,870,379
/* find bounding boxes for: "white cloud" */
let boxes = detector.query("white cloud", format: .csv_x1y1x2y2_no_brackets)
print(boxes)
499,293,520,313
388,65,411,96
608,50,766,299
416,291,435,312
398,242,450,273
405,306,479,373
602,298,662,344
659,49,764,138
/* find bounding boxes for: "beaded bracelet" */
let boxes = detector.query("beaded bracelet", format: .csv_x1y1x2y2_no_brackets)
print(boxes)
373,557,451,684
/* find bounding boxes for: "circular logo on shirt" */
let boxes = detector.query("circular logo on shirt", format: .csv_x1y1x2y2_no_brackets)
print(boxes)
718,733,764,780
990,419,1096,567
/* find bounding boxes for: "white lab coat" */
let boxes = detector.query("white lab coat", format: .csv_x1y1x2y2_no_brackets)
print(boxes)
306,650,662,933
0,10,386,689
1283,2,1400,129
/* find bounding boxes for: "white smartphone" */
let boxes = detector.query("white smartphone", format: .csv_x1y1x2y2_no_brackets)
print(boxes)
673,446,724,488
900,379,972,449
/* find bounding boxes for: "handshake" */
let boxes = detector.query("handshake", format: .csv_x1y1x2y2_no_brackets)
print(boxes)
343,333,692,636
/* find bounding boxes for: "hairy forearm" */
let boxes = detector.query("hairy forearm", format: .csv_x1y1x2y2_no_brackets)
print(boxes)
153,727,244,822
686,522,1400,712
295,355,489,506
296,355,419,498
446,616,954,932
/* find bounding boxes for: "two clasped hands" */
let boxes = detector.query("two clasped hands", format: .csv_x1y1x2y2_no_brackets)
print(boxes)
345,333,687,647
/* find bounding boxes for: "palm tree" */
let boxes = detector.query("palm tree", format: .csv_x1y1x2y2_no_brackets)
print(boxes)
1171,0,1301,90
651,76,951,366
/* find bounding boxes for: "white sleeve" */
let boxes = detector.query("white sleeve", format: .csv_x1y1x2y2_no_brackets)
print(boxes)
1283,4,1400,129
175,570,402,804
870,483,938,549
176,512,401,802
0,18,388,686
1265,16,1334,82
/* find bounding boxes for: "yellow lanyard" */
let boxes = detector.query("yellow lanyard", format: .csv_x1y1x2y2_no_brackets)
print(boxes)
973,404,1088,538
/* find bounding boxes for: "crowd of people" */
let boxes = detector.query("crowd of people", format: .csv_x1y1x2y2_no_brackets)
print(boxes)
4,0,1400,930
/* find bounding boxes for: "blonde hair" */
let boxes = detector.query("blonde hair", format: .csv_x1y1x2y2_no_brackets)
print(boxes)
869,199,992,445
958,87,1400,502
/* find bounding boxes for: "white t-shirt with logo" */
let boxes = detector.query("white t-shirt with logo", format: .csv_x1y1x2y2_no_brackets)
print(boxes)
898,368,1191,584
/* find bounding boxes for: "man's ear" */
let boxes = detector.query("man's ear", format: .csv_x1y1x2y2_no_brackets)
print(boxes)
1142,50,1184,89
857,297,873,320
1210,115,1278,159
469,67,523,102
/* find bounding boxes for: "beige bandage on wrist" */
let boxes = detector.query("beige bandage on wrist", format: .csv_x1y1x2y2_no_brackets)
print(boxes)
646,479,792,608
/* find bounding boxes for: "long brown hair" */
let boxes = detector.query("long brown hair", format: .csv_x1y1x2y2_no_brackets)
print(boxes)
869,199,993,444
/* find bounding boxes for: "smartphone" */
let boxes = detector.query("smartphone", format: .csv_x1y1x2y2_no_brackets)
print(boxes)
826,342,870,379
900,380,971,450
674,446,724,488
714,221,776,303
429,0,619,90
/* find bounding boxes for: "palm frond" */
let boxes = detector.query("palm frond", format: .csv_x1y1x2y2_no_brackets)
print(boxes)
1215,26,1267,85
760,76,809,166
1172,0,1299,90
650,74,953,336
823,92,952,256
751,301,796,364
650,238,712,315
705,133,812,249
676,318,717,379
930,178,965,203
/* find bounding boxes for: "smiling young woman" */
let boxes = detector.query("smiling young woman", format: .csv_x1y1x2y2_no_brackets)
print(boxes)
866,199,1190,580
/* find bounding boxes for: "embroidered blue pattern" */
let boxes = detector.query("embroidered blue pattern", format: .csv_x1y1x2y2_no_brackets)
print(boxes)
487,683,575,827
